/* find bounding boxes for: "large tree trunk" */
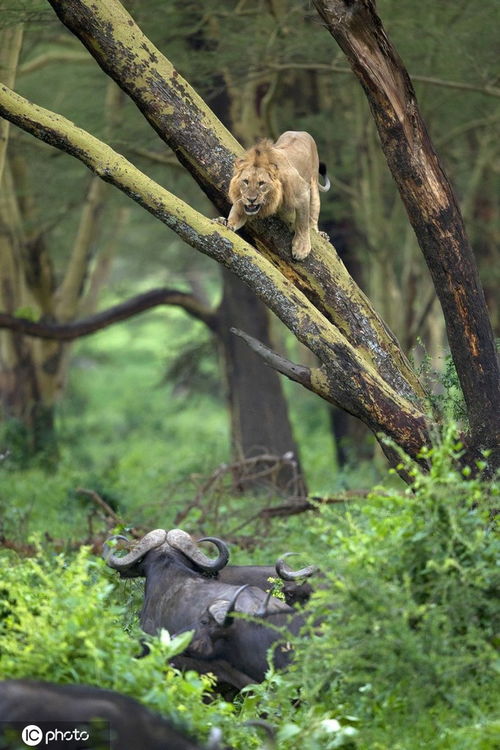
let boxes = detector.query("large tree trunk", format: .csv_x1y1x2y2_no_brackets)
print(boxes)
210,12,305,493
313,0,500,467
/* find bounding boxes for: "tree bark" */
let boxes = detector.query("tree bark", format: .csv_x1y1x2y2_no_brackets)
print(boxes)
45,0,424,406
215,270,306,495
0,82,430,466
312,0,500,465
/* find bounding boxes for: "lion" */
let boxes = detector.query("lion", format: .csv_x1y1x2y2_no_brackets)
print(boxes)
221,131,330,260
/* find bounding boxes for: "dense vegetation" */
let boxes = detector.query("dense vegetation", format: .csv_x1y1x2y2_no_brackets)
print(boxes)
1,393,499,747
1,0,499,748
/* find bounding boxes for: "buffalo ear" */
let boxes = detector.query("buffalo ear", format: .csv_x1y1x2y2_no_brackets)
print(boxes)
208,600,231,626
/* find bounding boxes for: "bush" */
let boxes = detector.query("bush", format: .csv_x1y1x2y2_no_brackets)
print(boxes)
1,426,498,749
237,425,500,749
0,546,235,744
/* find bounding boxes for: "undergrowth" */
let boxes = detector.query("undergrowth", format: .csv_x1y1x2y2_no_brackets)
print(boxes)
1,425,498,748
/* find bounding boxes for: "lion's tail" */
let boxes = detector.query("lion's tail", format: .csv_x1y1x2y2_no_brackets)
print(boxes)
318,162,331,192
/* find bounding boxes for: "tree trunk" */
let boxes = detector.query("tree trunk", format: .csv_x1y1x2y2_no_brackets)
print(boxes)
44,0,423,405
212,11,305,493
313,0,500,467
216,270,306,495
0,74,124,460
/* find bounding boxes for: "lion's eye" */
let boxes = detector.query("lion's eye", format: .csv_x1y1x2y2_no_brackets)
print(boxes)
258,181,266,188
242,179,249,186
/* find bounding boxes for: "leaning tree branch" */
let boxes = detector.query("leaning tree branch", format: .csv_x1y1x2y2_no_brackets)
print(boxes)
313,0,500,463
230,327,313,391
45,0,425,404
0,287,218,341
0,82,430,459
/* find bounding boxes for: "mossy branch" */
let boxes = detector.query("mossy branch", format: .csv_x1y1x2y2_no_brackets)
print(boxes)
0,82,430,456
46,0,425,403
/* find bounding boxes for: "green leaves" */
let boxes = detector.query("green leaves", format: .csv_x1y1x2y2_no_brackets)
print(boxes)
235,423,499,748
0,546,233,743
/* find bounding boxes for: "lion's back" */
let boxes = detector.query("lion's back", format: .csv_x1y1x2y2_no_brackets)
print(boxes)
273,131,319,180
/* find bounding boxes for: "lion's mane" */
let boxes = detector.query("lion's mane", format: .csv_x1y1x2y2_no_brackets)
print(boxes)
228,140,283,217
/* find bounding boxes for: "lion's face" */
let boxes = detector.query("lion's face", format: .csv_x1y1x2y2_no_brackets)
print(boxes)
229,164,282,218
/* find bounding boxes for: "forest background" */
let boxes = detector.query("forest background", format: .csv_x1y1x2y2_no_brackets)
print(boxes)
0,1,499,749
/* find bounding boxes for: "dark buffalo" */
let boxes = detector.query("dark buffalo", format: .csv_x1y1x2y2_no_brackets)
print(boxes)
0,680,219,750
185,584,305,683
105,529,289,634
207,552,316,607
116,528,317,606
105,529,302,685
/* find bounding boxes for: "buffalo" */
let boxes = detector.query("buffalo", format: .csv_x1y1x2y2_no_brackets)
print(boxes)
106,529,316,607
215,552,316,607
105,529,310,685
0,680,220,750
185,584,305,683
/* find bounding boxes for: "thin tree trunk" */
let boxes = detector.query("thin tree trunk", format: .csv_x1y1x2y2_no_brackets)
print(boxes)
0,25,23,183
0,73,121,459
216,270,306,495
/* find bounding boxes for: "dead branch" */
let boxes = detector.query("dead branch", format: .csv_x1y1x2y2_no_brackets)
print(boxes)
259,491,372,517
75,487,122,525
230,327,313,389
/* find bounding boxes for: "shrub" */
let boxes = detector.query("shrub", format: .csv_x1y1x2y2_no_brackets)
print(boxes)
1,426,498,749
0,546,235,744
238,425,500,749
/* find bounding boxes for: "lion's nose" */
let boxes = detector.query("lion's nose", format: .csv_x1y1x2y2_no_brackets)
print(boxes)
248,196,257,204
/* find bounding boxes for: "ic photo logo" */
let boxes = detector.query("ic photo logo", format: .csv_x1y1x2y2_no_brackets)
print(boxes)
21,725,43,746
20,723,92,746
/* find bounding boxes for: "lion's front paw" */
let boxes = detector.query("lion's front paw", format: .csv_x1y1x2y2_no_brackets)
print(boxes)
317,230,330,240
291,238,311,261
212,216,228,226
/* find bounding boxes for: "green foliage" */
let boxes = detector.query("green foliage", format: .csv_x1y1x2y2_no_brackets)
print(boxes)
1,428,498,748
414,342,469,425
235,426,500,749
0,545,234,743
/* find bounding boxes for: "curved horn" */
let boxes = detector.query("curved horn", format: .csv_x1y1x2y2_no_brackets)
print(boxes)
102,534,130,563
197,536,230,567
276,552,317,581
166,529,229,572
255,589,274,618
223,584,251,626
106,529,167,570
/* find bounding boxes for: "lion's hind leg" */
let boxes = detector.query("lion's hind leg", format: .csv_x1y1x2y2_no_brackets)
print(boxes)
291,193,312,261
309,178,321,232
310,177,330,241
